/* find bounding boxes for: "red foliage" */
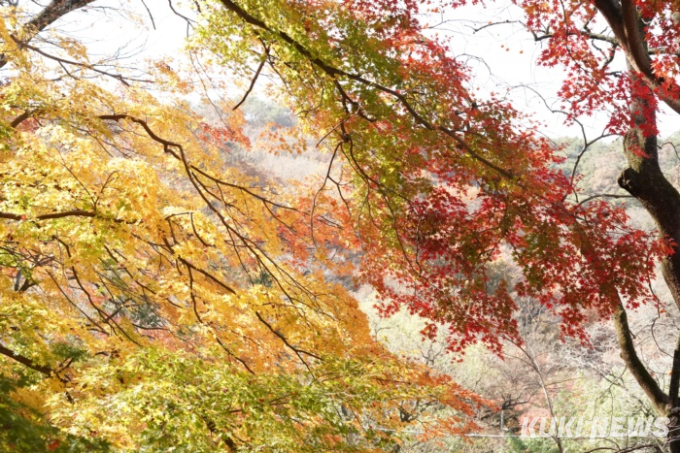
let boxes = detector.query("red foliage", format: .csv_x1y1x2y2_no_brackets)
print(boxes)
290,0,674,353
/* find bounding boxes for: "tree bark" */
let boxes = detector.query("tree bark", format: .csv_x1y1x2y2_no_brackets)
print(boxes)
589,1,680,450
616,62,680,453
0,0,94,69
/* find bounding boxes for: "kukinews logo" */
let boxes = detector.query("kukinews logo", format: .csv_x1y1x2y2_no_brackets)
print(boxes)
520,417,670,439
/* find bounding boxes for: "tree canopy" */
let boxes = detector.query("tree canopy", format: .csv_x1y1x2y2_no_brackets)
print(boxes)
1,0,680,451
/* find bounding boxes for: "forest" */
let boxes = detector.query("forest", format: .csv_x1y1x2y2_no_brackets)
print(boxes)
1,0,680,452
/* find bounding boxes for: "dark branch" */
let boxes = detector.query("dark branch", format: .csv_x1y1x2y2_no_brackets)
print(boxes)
0,0,95,69
0,342,54,376
613,302,669,412
233,43,269,111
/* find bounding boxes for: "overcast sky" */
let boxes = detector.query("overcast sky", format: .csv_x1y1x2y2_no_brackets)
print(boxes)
55,0,679,141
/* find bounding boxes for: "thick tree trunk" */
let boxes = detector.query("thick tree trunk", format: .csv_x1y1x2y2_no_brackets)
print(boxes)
591,0,680,450
617,74,680,452
618,122,680,313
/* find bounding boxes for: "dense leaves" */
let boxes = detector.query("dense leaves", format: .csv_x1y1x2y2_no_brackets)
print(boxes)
195,0,665,353
1,0,679,450
0,2,483,451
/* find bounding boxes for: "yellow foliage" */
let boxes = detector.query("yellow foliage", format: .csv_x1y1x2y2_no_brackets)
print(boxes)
0,5,482,452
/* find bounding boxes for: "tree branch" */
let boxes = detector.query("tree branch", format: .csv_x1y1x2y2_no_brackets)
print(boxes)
217,0,514,180
593,0,680,115
0,342,53,376
613,301,669,413
0,0,95,69
233,41,269,110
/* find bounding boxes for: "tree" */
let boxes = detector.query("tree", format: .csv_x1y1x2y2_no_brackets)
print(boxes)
3,0,680,451
192,0,680,451
0,1,481,451
515,6,680,451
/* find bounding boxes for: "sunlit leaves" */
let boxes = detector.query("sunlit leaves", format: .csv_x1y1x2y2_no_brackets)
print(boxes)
0,4,479,451
194,0,665,355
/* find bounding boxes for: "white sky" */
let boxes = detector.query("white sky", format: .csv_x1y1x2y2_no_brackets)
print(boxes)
427,3,679,140
50,0,680,141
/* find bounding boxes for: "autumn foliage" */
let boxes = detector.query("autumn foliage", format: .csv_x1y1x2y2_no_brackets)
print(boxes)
0,1,488,451
1,0,680,451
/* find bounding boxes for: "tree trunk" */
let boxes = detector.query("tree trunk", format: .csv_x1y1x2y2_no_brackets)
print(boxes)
617,72,680,452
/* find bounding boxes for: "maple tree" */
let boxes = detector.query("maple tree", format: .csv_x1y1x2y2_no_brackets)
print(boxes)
194,0,680,451
0,1,482,451
2,0,680,451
